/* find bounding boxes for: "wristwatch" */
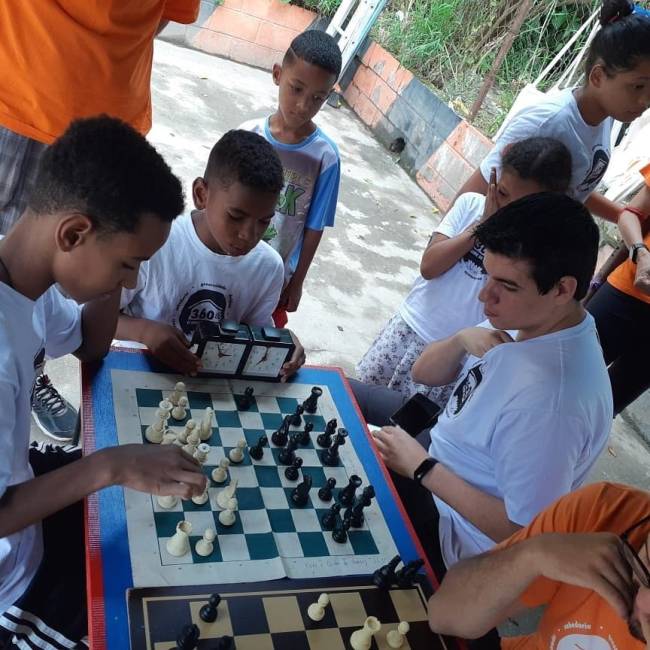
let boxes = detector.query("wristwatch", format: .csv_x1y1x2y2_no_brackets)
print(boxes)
630,242,649,264
413,457,438,485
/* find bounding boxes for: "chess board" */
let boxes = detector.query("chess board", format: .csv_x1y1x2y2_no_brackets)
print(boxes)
127,575,456,649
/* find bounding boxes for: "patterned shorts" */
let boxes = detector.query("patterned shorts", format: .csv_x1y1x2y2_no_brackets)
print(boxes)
355,313,454,407
0,125,48,234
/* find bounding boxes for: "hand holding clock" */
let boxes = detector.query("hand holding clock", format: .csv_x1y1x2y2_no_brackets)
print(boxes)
279,330,306,382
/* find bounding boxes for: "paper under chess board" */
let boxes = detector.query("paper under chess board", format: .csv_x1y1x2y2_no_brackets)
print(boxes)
111,369,399,587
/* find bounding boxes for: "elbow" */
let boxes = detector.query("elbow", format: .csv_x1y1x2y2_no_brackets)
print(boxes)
428,608,489,640
75,341,111,364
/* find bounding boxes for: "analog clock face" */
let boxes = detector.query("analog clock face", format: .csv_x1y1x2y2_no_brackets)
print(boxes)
200,341,247,374
242,345,290,378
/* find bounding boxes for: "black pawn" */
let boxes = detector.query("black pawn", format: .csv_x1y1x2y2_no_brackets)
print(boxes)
321,502,341,530
248,435,267,461
284,457,303,481
290,403,304,426
199,594,221,623
271,415,291,447
298,421,313,446
318,477,337,502
302,386,323,414
175,623,200,650
216,636,234,650
338,475,362,507
237,387,254,410
395,558,425,587
372,555,401,589
322,429,347,467
316,418,337,448
332,515,351,544
278,435,298,465
290,473,312,506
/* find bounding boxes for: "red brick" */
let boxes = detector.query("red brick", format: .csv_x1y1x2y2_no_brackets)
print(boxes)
343,82,361,109
241,0,272,18
370,76,397,114
256,21,297,52
211,6,261,42
268,0,316,31
230,39,275,70
416,167,456,212
446,121,493,168
193,30,233,58
388,66,414,94
361,41,377,67
420,142,473,202
352,64,378,98
354,93,380,128
367,43,400,82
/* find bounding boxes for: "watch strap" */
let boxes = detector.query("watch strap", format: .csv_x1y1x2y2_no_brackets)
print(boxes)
413,457,438,484
630,243,649,264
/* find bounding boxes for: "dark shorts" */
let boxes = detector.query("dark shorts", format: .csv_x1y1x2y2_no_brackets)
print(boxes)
0,444,87,650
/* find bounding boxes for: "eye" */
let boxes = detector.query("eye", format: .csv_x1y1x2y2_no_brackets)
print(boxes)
227,213,242,222
122,263,136,271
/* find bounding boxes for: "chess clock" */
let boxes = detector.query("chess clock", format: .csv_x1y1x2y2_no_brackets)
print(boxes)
241,326,295,381
191,321,251,377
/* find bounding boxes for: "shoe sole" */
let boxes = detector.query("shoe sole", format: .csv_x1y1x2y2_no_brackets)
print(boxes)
31,411,75,442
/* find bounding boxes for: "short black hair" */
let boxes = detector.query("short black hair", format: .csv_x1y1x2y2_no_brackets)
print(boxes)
205,130,284,195
475,193,599,301
585,0,650,76
284,29,342,78
29,115,184,233
501,137,572,193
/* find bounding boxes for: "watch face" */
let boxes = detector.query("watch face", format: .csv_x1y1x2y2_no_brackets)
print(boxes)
200,341,247,374
242,345,290,378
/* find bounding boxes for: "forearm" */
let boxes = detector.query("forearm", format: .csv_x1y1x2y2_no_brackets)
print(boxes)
116,314,154,345
420,228,476,280
411,333,466,386
291,229,323,285
617,187,650,247
585,192,621,224
75,289,121,362
452,168,488,205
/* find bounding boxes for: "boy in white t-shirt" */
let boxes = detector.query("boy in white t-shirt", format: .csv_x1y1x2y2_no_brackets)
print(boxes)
0,117,206,649
117,130,306,378
372,193,613,575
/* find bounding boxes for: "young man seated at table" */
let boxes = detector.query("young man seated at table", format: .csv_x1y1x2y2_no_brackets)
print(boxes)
427,482,650,649
372,193,613,576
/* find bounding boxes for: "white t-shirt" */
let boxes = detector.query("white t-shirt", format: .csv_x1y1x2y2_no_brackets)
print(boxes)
480,88,614,203
399,193,487,342
0,283,82,614
428,314,613,567
121,212,284,335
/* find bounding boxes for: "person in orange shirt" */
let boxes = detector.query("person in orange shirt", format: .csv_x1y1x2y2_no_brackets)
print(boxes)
427,482,650,649
0,1,199,441
588,163,650,414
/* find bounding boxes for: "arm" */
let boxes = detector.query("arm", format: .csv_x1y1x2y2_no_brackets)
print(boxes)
279,229,323,312
584,191,622,224
74,289,121,362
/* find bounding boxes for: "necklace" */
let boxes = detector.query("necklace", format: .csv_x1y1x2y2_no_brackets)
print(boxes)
0,254,14,289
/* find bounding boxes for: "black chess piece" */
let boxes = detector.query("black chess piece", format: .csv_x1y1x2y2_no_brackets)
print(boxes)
321,429,347,466
248,435,268,461
289,403,304,426
318,477,337,502
216,636,234,650
271,415,291,447
316,418,337,448
338,475,362,507
199,594,221,623
302,386,323,414
297,421,313,446
347,492,372,528
278,434,299,465
175,623,200,650
332,515,351,544
290,474,312,506
360,485,376,503
237,387,254,411
395,558,425,587
284,457,303,481
372,555,401,589
321,502,341,530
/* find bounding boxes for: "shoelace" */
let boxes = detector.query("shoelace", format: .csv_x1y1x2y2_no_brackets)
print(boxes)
32,375,68,416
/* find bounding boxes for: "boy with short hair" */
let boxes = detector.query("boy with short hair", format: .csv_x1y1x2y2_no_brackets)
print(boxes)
117,129,306,377
0,116,206,648
240,30,342,326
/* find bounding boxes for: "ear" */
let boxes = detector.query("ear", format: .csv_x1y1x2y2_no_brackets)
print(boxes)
554,275,578,304
192,177,208,210
588,63,606,89
55,213,94,252
272,63,282,87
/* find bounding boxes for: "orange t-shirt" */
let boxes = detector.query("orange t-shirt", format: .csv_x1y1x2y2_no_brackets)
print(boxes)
0,1,199,144
608,163,650,305
498,482,649,650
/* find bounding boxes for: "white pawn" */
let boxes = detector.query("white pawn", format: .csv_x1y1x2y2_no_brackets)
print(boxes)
166,520,192,557
199,407,214,440
194,443,210,465
157,494,179,509
216,478,238,509
169,381,186,406
228,439,246,464
307,593,329,622
182,430,200,457
218,498,238,526
386,621,410,649
161,432,177,445
145,412,166,443
171,396,189,421
156,399,173,419
211,458,230,484
350,616,381,650
177,419,196,444
195,527,216,557
192,483,210,505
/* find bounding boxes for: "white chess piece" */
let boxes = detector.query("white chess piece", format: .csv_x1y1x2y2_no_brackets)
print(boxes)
307,593,329,621
350,616,381,650
194,443,210,464
195,528,216,557
211,458,230,484
156,494,179,509
171,396,189,421
386,621,410,648
218,498,238,526
161,432,177,445
191,483,210,505
156,399,173,418
166,520,192,556
182,430,200,457
199,407,214,440
169,381,186,406
145,412,167,443
216,479,238,509
177,419,196,444
228,439,246,464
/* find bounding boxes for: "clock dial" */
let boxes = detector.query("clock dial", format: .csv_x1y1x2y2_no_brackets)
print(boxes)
200,341,247,375
242,345,290,378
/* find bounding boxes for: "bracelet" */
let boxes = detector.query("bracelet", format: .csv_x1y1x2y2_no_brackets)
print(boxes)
621,206,648,221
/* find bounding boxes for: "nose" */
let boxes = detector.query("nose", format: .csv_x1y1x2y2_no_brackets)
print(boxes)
478,281,493,304
122,267,139,291
237,221,257,245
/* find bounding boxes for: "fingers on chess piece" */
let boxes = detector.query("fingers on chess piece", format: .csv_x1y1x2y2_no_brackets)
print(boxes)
169,381,186,407
237,386,254,411
321,502,341,530
175,622,200,650
228,439,247,464
199,406,214,441
322,429,347,467
332,514,351,544
248,434,268,461
350,616,381,650
284,456,303,481
290,474,312,507
218,498,238,526
338,474,362,507
195,528,216,557
171,396,189,421
386,621,410,648
395,558,425,587
157,494,179,509
318,477,336,502
194,443,210,465
316,418,337,448
298,421,313,446
191,483,210,506
302,386,322,414
307,592,330,621
289,403,304,426
199,593,221,623
211,458,230,484
372,554,401,590
166,520,192,557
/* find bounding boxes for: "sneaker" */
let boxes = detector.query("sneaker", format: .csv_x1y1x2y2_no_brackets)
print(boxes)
31,374,78,442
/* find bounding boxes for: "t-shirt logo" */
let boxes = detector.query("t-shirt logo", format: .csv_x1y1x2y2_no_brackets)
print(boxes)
446,361,484,417
556,633,612,649
461,241,486,280
577,147,610,194
178,290,226,335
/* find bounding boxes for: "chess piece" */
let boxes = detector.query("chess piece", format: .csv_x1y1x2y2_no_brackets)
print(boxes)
145,412,167,443
161,431,177,445
194,443,210,465
175,623,200,650
307,593,329,621
322,429,347,466
211,458,230,484
191,483,209,506
218,498,238,526
318,477,337,502
302,386,323,414
171,396,189,421
169,381,186,406
216,479,238,509
386,621,410,648
284,457,303,481
316,418,337,447
248,434,267,461
278,435,298,465
157,399,173,418
338,475,362,507
166,521,192,557
348,485,375,528
195,528,216,557
228,439,246,464
372,554,401,590
297,421,313,446
177,419,196,444
271,415,291,446
395,558,425,587
237,386,254,410
290,474,312,507
289,403,304,426
157,494,179,509
199,593,221,622
321,502,341,530
349,616,381,650
199,406,214,440
332,515,351,543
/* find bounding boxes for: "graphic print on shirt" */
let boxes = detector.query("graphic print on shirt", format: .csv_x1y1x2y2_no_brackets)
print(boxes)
556,633,612,649
460,240,487,280
446,360,485,417
177,288,229,336
576,146,610,194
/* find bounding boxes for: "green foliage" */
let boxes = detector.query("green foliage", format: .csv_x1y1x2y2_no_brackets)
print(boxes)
288,0,342,15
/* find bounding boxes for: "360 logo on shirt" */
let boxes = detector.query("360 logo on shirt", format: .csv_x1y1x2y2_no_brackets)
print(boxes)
178,289,227,336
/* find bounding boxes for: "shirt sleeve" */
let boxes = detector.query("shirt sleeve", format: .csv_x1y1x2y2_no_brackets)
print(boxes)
0,375,18,500
42,288,83,359
162,0,200,24
241,249,284,327
434,193,484,238
305,156,340,231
